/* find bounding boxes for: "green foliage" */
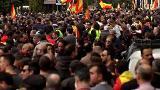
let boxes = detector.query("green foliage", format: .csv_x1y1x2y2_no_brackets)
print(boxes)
29,0,44,12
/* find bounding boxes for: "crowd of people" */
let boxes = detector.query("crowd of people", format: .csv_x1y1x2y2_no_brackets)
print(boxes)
0,8,159,90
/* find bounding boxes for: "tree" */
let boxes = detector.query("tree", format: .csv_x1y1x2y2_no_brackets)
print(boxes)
29,0,44,12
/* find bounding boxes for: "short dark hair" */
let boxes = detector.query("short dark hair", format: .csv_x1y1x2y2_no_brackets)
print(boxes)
83,42,92,53
69,60,86,73
140,46,152,55
0,54,15,65
93,41,104,49
89,63,112,85
63,44,75,56
90,52,102,65
0,72,13,86
115,60,128,74
75,67,90,82
28,61,40,74
39,56,51,71
44,25,53,34
93,22,100,30
23,75,46,90
66,27,73,34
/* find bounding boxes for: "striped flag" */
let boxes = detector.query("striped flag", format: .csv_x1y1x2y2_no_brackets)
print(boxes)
68,0,83,14
69,3,77,14
11,3,16,20
99,0,112,9
76,0,83,14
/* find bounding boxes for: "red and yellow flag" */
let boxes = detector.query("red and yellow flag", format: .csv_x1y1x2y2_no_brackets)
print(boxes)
69,3,77,14
75,0,83,14
11,3,16,19
69,0,83,14
99,0,112,9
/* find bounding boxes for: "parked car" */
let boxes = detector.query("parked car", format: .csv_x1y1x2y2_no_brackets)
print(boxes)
122,39,160,76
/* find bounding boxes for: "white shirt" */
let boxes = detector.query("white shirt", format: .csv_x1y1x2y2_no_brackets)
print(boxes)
136,82,154,90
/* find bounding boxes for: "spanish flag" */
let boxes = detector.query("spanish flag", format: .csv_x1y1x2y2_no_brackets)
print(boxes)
76,0,83,14
69,3,77,14
99,0,112,9
11,3,16,20
69,0,83,14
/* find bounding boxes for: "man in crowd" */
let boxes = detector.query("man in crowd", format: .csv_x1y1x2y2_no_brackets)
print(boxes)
89,63,112,90
135,64,154,90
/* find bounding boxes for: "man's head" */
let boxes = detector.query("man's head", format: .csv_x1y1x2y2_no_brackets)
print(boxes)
92,41,104,54
39,56,51,72
105,35,115,49
20,61,40,80
69,60,86,76
85,21,92,30
64,44,77,58
140,47,154,65
0,72,13,90
33,34,42,44
20,64,33,80
46,73,61,89
89,63,112,86
21,43,34,56
56,39,67,55
100,49,114,63
66,27,73,34
136,64,153,83
21,33,29,43
0,54,15,72
75,67,90,89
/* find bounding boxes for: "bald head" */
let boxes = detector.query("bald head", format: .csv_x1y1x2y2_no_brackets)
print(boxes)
46,73,61,88
136,64,153,81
